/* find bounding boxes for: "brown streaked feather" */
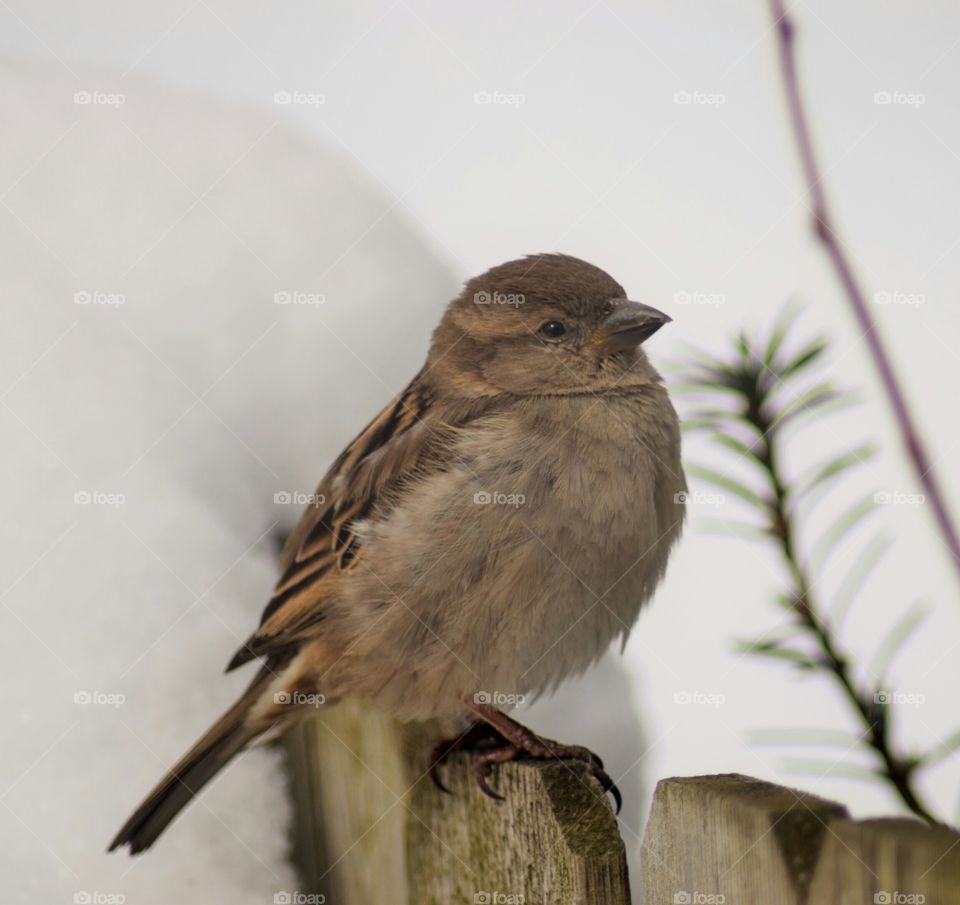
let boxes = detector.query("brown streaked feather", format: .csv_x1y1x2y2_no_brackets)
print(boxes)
226,371,501,673
109,664,278,853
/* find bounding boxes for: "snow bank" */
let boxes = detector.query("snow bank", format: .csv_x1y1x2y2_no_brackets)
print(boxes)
0,58,456,903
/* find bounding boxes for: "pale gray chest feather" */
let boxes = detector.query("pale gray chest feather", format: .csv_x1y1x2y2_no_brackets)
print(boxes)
493,392,683,595
445,390,686,692
345,386,685,715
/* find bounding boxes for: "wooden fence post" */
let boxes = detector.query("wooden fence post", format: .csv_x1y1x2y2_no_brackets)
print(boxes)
285,711,960,905
284,700,631,904
639,773,960,904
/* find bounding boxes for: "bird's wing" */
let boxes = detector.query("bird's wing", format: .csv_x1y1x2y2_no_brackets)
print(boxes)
227,371,494,671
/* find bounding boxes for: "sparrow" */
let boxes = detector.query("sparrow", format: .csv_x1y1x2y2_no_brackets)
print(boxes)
110,253,686,854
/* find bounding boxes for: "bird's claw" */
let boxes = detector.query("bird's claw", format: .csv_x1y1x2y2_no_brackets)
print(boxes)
428,720,506,794
517,740,622,813
590,762,622,814
473,746,517,801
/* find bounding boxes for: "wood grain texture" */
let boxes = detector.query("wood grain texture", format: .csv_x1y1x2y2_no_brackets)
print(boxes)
284,700,631,904
640,774,960,905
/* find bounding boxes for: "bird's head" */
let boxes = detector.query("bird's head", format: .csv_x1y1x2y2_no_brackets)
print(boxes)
427,253,671,396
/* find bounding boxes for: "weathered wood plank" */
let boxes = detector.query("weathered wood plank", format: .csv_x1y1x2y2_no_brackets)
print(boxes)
639,773,960,905
284,700,631,904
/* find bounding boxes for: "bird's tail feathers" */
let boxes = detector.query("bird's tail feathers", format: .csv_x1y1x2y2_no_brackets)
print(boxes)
109,668,277,854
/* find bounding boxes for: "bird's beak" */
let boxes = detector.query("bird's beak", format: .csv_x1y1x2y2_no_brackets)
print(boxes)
589,300,671,354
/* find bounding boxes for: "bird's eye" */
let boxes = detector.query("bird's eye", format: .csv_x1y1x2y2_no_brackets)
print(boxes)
538,320,566,340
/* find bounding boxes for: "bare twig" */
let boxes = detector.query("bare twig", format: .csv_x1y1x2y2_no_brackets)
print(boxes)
767,0,960,585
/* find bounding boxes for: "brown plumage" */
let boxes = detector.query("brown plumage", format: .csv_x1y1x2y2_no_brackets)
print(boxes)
110,253,686,854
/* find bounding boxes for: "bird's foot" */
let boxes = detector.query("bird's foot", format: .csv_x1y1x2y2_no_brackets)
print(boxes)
428,720,507,794
457,700,622,812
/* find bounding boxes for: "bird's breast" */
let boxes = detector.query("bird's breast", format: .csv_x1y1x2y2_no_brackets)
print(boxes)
480,392,683,586
338,387,685,719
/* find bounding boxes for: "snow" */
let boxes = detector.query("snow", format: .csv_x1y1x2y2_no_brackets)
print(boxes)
0,58,455,903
